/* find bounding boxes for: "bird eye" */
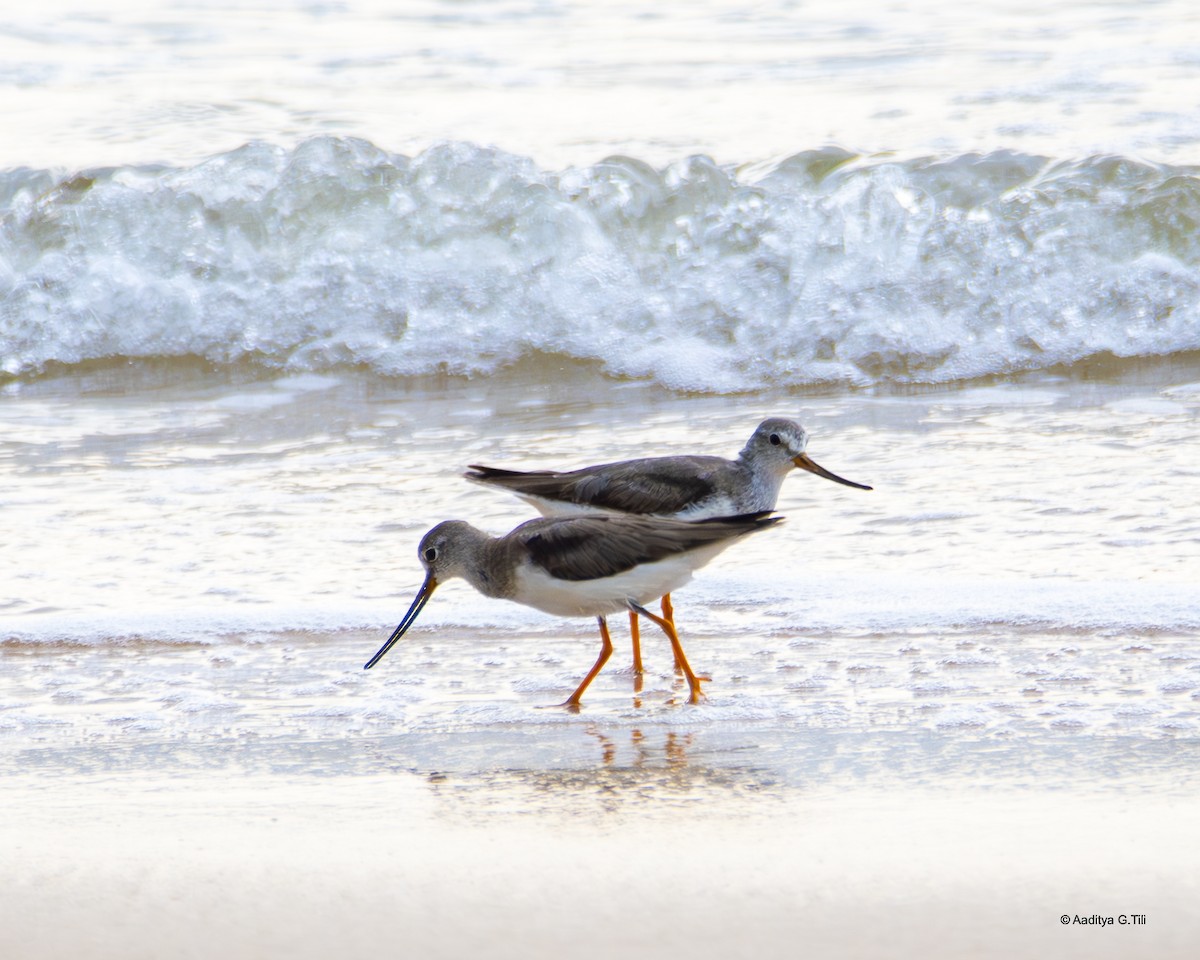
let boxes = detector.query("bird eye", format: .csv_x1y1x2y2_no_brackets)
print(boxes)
769,433,781,446
423,547,438,562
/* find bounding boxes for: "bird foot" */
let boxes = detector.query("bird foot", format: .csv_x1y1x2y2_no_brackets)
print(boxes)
540,700,583,713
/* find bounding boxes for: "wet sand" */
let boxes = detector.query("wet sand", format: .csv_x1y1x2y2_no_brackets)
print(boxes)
4,359,1199,958
6,766,1198,960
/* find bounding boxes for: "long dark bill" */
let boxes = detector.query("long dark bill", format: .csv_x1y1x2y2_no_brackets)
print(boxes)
793,453,873,491
363,574,438,670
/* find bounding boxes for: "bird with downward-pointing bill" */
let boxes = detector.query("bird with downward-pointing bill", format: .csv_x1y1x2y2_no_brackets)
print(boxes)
363,511,783,707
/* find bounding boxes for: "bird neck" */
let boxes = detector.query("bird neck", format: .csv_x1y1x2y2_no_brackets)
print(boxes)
736,450,791,508
462,537,515,600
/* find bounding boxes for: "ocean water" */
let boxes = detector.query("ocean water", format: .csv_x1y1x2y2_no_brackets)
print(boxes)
2,1,1200,796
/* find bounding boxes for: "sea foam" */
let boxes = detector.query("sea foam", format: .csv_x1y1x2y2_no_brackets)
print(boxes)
3,138,1199,391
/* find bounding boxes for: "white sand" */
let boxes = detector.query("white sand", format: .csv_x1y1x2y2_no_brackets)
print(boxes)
4,773,1196,960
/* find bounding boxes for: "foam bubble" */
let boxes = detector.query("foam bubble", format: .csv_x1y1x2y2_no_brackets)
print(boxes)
3,139,1199,390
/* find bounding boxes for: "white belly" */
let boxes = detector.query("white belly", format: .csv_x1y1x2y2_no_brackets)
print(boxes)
510,542,731,618
521,491,740,522
519,494,625,519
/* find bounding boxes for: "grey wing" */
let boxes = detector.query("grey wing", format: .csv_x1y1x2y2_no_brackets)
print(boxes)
517,514,781,583
464,465,588,504
467,457,726,516
570,462,720,515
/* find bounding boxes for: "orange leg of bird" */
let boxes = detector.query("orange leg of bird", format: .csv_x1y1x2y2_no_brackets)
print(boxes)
661,593,675,623
628,610,644,674
660,594,685,672
631,602,705,704
562,616,614,710
660,593,709,681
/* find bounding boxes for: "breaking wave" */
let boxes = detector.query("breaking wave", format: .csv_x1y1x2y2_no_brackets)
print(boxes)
3,137,1199,390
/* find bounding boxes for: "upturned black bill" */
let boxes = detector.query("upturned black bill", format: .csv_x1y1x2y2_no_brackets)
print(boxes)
793,453,873,491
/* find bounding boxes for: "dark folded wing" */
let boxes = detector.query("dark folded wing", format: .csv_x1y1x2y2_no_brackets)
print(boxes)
464,465,579,501
466,458,726,516
516,513,781,582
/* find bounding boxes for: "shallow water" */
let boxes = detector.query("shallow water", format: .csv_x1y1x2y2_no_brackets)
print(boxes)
3,358,1198,796
3,5,1199,953
6,0,1200,170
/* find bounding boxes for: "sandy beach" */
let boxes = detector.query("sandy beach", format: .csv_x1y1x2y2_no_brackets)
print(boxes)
3,359,1199,958
5,763,1198,960
5,4,1200,955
